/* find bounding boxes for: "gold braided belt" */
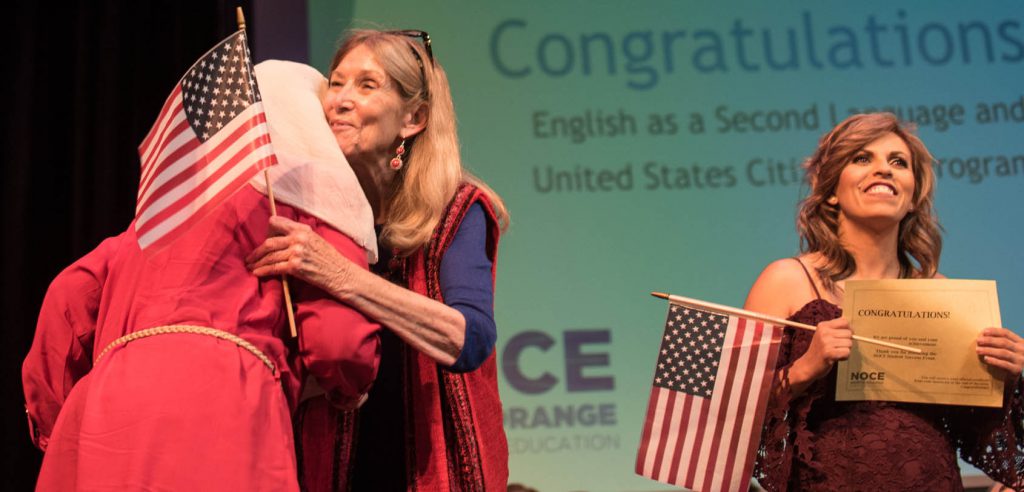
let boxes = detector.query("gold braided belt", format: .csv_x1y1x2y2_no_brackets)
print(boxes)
95,325,277,376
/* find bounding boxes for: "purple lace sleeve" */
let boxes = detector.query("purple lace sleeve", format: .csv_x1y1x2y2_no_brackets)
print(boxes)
949,377,1024,488
753,300,840,491
755,298,1024,490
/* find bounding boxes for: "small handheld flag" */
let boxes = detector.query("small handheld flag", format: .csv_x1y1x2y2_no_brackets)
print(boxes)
134,29,276,253
636,299,783,492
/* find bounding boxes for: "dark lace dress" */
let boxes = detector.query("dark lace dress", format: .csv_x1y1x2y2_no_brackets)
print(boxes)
754,298,1024,491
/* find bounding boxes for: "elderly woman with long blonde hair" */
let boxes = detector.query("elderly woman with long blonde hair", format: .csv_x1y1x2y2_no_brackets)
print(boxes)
246,29,510,490
744,112,1024,490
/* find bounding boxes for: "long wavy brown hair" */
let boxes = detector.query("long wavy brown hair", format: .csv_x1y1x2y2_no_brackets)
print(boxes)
797,112,942,292
330,30,509,256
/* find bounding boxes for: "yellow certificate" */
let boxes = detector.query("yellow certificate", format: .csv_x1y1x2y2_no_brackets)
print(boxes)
836,279,1003,407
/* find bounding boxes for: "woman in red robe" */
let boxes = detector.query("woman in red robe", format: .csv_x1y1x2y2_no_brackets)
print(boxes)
22,59,382,491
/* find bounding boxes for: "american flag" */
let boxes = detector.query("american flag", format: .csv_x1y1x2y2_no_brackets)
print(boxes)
636,302,782,491
134,30,276,252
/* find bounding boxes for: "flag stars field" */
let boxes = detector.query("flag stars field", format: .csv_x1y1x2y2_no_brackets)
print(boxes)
132,31,276,253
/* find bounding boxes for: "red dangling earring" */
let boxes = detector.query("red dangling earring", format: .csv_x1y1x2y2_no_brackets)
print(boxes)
390,139,406,170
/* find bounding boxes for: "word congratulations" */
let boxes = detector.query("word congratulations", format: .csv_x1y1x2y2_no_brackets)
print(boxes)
489,11,1024,90
857,309,951,319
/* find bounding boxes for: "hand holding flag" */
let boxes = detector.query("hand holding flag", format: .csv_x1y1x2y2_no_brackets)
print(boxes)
636,292,922,491
636,298,783,492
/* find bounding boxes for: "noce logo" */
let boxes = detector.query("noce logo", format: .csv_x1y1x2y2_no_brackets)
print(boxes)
850,371,886,381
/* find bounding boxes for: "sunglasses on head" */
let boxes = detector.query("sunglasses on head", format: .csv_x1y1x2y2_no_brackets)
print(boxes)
386,29,434,67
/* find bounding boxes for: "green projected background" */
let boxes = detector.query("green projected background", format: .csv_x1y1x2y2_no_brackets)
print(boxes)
308,1,1023,490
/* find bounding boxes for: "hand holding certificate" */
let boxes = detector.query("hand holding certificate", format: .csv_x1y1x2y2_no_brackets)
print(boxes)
977,327,1024,383
837,279,1006,407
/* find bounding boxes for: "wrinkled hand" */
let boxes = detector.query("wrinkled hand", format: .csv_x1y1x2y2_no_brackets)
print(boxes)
793,317,853,383
245,216,352,295
977,327,1024,383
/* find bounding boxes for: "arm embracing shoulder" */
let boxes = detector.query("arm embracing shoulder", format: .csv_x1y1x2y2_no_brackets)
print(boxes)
293,220,381,409
22,234,122,450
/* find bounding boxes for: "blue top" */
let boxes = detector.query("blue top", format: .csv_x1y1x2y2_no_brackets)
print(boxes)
440,202,497,372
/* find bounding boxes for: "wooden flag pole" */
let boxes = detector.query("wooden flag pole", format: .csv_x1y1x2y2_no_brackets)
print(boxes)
237,7,298,338
650,291,922,354
266,169,298,338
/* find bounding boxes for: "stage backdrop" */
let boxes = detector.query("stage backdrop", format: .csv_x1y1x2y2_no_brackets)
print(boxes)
308,1,1023,490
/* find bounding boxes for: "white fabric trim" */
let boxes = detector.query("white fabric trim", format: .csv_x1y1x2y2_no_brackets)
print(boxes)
250,60,378,263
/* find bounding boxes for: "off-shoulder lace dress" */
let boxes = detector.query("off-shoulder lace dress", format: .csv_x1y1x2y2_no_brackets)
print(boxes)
754,299,1024,491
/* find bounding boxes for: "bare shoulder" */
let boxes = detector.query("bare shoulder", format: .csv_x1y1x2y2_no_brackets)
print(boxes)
744,256,818,319
933,271,947,279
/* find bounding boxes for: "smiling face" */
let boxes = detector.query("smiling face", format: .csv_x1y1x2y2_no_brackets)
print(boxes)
833,132,916,231
321,44,419,172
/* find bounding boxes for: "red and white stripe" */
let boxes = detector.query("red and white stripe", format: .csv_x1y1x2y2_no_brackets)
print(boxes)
137,86,189,204
636,315,781,492
134,93,275,252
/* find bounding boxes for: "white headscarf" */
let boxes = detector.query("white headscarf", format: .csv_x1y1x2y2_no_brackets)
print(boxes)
249,60,378,263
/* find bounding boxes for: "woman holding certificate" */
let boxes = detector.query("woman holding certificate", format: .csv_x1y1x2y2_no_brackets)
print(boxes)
745,112,1024,490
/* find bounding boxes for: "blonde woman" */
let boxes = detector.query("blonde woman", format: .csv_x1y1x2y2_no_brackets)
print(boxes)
247,29,510,490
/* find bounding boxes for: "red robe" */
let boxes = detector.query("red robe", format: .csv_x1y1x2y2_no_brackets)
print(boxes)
296,183,508,491
22,185,381,491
